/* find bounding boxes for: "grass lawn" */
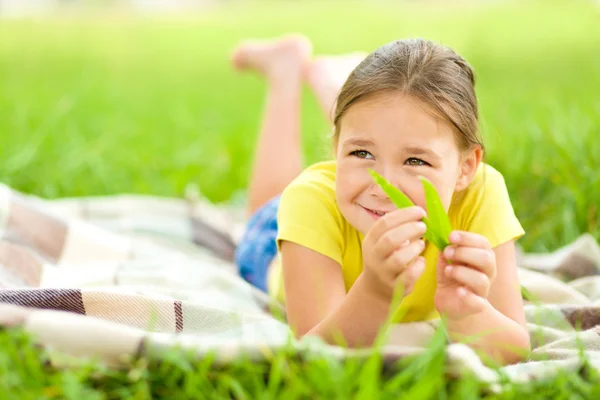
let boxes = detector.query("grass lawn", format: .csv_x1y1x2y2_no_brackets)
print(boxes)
1,0,600,397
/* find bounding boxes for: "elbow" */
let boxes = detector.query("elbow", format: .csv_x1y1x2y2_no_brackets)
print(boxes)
294,322,321,341
498,327,531,365
294,327,311,340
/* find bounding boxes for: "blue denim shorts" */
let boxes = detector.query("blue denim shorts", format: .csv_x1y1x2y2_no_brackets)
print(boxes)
234,196,281,292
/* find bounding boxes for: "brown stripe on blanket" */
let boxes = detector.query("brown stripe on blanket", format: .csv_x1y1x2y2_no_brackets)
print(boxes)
0,288,85,314
174,300,183,332
0,241,43,287
554,253,599,280
380,347,423,375
5,195,67,264
561,306,600,330
190,217,236,262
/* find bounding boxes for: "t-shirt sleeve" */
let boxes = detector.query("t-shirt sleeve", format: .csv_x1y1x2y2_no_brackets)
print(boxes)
457,166,525,248
276,178,345,266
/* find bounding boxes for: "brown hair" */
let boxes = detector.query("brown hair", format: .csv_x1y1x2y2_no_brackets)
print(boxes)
333,39,483,152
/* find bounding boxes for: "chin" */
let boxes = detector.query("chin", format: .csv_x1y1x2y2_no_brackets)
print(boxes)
349,205,372,235
338,203,360,232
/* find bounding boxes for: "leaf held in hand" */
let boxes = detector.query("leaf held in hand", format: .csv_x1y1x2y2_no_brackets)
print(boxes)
368,170,414,209
368,169,452,250
419,176,452,250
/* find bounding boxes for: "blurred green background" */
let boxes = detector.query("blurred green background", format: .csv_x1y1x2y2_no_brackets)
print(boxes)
1,0,599,252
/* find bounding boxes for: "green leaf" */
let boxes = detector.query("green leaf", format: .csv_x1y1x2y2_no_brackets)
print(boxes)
368,170,452,251
421,221,447,251
419,176,452,250
368,170,414,209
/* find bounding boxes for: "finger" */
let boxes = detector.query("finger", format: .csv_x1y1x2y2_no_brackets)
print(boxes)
448,231,492,250
435,254,452,284
376,222,427,258
386,241,426,274
367,206,426,242
397,256,426,295
443,246,496,279
457,286,487,314
445,265,490,298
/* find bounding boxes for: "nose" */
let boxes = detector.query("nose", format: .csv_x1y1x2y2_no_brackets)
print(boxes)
370,166,403,199
370,179,389,199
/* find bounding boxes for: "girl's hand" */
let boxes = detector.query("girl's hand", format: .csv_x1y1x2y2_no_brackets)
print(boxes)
361,206,428,301
434,231,497,320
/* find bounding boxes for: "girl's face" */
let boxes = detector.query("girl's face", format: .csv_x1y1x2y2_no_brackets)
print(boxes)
335,92,480,235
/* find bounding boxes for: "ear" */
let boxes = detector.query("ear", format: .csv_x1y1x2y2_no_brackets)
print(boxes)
455,145,483,191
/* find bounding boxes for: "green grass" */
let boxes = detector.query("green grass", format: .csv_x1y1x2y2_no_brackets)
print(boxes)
1,0,599,252
3,326,600,399
1,0,600,397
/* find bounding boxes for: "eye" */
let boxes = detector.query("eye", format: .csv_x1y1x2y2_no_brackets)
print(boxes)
405,157,430,166
350,150,374,160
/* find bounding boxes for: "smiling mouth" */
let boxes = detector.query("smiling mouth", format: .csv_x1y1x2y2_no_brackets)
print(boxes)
361,206,387,219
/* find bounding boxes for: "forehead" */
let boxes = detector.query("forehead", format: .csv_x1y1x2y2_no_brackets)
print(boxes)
339,92,458,149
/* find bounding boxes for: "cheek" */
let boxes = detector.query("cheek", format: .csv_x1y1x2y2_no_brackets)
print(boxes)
335,169,352,205
411,172,458,212
335,174,358,224
432,177,459,211
439,187,456,211
336,162,365,196
402,181,427,209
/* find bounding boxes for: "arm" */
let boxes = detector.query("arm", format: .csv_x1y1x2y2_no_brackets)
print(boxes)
280,206,428,347
281,241,391,347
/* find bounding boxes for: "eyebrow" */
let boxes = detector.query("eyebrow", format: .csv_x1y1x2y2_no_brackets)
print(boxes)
341,138,375,147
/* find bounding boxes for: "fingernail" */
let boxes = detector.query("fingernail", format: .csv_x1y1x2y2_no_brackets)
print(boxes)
415,206,426,217
458,287,467,297
449,231,460,243
445,266,453,276
444,246,455,258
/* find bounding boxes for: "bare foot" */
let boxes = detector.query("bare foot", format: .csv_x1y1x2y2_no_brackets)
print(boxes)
231,34,312,81
305,52,367,123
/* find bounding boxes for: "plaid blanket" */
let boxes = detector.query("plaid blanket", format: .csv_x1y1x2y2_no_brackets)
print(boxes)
1,183,600,386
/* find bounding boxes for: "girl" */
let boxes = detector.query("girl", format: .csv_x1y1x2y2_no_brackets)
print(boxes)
233,35,529,364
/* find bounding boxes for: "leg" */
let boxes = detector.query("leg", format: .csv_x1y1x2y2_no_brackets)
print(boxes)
305,52,367,123
231,35,312,216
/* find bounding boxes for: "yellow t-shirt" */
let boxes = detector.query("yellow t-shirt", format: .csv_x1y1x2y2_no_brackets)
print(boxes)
270,161,524,322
